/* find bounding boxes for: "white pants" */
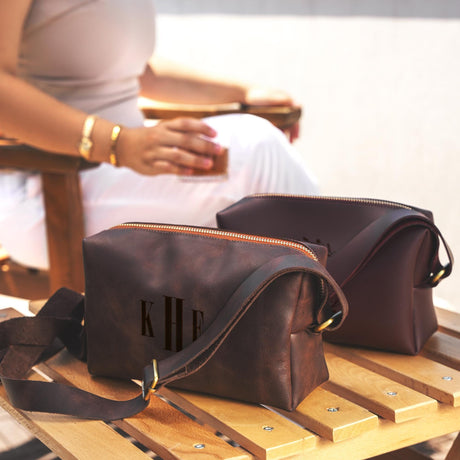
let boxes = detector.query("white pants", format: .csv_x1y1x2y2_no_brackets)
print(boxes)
0,114,318,269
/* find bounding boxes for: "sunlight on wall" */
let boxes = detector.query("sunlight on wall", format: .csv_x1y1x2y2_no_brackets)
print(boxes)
155,6,460,310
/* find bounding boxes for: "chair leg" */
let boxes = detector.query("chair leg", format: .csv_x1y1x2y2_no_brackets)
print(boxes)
42,171,85,293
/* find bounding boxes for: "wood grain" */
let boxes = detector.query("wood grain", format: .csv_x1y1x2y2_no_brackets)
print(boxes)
325,343,460,406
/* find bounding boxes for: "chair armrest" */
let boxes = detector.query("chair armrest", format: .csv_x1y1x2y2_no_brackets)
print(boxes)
0,138,91,293
139,98,302,131
0,139,98,174
1,99,301,174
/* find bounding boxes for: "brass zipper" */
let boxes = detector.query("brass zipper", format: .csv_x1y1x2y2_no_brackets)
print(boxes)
113,223,318,261
113,222,329,327
251,193,413,210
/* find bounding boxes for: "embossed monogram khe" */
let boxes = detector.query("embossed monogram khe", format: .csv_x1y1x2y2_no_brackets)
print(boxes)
83,223,348,408
0,223,348,420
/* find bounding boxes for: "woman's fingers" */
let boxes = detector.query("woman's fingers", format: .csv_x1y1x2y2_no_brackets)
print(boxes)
148,118,224,170
167,131,223,158
162,117,217,138
158,118,223,157
147,145,214,170
117,118,223,176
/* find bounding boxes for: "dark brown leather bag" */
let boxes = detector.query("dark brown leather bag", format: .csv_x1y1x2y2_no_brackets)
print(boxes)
217,195,453,354
0,223,347,420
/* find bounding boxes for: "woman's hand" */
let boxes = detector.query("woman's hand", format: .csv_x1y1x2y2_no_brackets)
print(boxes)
244,86,300,143
116,117,224,176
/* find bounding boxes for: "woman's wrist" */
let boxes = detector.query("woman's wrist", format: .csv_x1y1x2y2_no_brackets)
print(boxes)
79,117,121,165
108,124,122,166
77,115,97,160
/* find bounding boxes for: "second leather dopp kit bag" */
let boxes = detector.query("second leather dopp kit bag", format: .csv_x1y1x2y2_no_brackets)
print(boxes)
217,194,453,354
0,223,348,420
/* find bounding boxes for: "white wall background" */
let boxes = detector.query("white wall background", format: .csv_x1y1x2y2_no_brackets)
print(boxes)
154,0,460,311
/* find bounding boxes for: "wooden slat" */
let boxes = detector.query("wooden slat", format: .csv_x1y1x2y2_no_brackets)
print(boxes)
41,352,249,460
436,307,460,339
325,343,460,406
272,386,378,442
116,400,250,460
302,405,460,460
0,308,246,459
0,380,150,460
2,306,460,460
0,307,21,320
0,262,50,300
323,353,437,423
160,387,315,460
421,332,460,371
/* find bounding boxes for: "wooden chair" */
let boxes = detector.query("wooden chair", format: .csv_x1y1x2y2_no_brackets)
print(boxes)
0,140,96,298
139,98,302,133
0,102,301,299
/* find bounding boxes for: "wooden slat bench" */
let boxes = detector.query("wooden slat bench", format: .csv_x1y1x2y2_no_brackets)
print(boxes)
0,304,459,460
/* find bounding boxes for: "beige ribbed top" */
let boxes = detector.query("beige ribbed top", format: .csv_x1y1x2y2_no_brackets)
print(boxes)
18,0,156,126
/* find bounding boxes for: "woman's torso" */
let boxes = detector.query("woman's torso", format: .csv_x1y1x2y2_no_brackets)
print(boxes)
18,0,156,126
0,0,156,209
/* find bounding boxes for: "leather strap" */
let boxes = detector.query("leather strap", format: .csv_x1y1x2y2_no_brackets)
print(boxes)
330,208,454,288
0,254,347,421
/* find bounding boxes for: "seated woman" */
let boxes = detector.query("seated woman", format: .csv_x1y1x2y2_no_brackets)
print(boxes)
0,0,317,269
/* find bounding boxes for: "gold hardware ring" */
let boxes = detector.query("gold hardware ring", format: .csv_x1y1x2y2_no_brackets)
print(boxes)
314,311,343,333
142,359,159,401
431,268,446,285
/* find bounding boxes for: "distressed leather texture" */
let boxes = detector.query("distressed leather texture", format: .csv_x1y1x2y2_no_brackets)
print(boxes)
83,224,347,410
0,224,348,419
217,195,453,354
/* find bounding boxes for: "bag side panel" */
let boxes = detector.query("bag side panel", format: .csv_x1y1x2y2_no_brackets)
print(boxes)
172,272,321,410
413,230,438,352
290,273,329,409
325,228,436,354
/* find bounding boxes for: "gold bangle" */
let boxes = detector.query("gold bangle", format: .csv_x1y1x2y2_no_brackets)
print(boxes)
78,115,97,160
109,125,122,166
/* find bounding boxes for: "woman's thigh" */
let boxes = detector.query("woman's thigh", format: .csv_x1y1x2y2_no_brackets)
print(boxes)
1,114,318,268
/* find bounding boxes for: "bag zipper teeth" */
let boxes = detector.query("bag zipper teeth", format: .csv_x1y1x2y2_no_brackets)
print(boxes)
251,193,413,210
114,223,326,313
114,223,318,261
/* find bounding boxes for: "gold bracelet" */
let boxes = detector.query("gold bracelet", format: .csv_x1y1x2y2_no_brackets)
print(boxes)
109,125,122,166
78,115,97,160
